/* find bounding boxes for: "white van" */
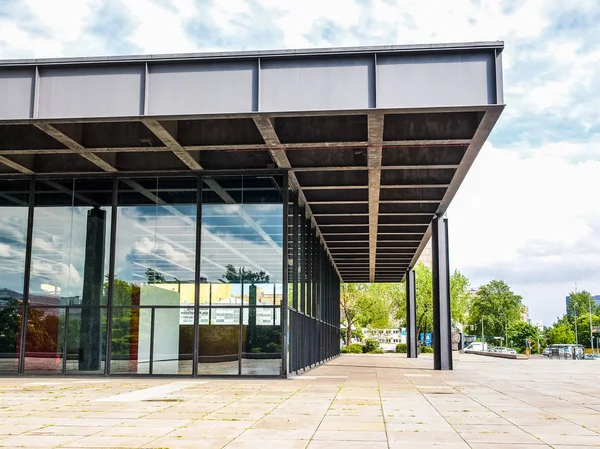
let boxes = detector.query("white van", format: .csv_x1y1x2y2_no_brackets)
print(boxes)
464,342,487,352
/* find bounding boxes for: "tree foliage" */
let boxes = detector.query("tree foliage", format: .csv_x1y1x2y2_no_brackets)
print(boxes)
567,290,600,318
547,321,575,345
469,280,522,338
340,283,391,346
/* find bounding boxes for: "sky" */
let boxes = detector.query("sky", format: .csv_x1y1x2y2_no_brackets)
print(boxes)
1,0,599,326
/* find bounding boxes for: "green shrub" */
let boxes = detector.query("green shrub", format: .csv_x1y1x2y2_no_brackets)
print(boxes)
341,343,363,354
363,339,381,353
420,346,434,354
370,347,385,354
396,344,407,353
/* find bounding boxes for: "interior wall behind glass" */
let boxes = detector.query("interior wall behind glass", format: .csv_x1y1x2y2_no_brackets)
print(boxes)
0,180,28,374
29,179,112,307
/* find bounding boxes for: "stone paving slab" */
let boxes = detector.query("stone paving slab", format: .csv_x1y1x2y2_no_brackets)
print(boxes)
1,354,600,447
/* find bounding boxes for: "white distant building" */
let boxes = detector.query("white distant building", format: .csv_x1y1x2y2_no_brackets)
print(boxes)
529,319,544,331
363,328,407,351
418,241,432,267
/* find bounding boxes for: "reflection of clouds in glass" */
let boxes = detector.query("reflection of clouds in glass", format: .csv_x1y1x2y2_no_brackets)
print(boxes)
201,204,283,283
0,209,28,293
0,214,27,244
30,259,83,295
29,207,111,297
116,206,197,284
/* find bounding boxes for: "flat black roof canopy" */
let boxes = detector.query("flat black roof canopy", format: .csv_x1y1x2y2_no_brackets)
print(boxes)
0,42,505,282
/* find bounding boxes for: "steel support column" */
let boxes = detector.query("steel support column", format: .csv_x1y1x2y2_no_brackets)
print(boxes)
432,216,452,370
406,269,418,358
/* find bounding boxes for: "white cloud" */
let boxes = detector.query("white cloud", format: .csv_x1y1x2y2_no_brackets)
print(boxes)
1,0,600,325
448,140,600,324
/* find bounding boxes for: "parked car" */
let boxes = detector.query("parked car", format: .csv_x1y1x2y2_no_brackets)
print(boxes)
488,347,517,355
464,342,488,352
542,347,551,357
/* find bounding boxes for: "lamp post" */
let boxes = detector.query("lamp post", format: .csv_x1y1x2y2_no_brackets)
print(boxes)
481,317,485,349
574,304,578,345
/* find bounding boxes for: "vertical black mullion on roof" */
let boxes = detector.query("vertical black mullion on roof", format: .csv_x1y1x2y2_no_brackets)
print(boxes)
281,171,289,377
104,177,118,376
18,179,35,375
192,174,202,378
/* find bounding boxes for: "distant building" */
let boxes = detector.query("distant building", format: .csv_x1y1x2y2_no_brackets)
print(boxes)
418,241,432,267
529,319,544,331
521,305,529,323
363,328,407,350
566,295,600,317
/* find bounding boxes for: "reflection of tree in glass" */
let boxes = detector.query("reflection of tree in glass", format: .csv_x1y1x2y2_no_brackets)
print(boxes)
220,265,269,284
103,277,140,358
25,308,59,352
219,265,280,357
145,268,167,284
0,300,20,354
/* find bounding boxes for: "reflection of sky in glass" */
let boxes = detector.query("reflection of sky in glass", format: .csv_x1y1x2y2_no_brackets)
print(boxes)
116,204,197,285
201,204,283,283
28,206,111,302
0,207,28,298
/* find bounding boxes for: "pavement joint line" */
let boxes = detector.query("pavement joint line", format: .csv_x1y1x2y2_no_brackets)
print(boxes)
375,368,391,449
403,366,474,448
308,378,345,444
222,380,311,448
456,376,554,447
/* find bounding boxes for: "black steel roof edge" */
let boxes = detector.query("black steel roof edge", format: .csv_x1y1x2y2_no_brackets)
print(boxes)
0,41,504,66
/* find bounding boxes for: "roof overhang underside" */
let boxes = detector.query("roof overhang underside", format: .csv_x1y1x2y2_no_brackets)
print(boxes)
0,42,505,283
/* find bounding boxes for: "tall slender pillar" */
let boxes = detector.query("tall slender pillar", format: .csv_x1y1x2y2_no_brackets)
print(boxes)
432,216,452,370
80,207,106,371
406,269,418,358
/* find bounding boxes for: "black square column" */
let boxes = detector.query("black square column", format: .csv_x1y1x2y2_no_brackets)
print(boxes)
432,216,453,370
406,269,418,358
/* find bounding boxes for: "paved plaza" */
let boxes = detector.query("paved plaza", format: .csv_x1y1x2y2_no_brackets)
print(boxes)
0,354,599,448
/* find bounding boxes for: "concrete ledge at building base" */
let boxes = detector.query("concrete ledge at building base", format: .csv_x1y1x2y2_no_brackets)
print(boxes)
463,350,529,360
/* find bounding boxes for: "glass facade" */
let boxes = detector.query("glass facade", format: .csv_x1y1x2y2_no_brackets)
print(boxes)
0,172,339,377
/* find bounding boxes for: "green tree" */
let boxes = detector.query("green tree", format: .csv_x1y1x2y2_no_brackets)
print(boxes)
340,283,389,346
575,313,600,348
567,290,600,318
389,263,472,336
449,269,472,329
507,321,539,353
547,321,575,345
469,280,522,340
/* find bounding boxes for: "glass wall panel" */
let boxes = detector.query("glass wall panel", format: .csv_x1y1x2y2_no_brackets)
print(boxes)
114,177,197,306
110,307,151,374
200,175,284,375
152,307,194,375
65,307,107,374
241,306,282,375
0,180,29,374
0,307,22,374
29,180,112,307
24,307,65,373
198,306,240,375
0,180,28,303
112,177,197,374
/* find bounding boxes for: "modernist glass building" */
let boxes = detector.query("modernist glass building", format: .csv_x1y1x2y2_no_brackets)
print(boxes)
0,43,503,375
